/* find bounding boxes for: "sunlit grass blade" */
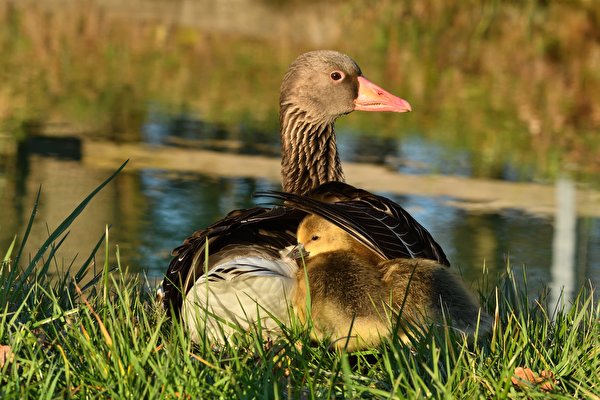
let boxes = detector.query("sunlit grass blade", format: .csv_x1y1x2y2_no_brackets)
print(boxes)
5,161,128,310
2,235,16,266
13,186,41,270
27,160,128,270
39,232,70,280
76,233,105,282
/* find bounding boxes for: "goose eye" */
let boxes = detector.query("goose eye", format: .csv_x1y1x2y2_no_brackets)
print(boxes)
311,235,320,241
330,71,343,81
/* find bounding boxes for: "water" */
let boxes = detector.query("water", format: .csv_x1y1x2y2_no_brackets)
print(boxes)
1,110,598,301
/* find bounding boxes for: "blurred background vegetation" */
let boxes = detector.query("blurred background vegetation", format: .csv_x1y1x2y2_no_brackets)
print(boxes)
1,0,599,291
1,0,599,180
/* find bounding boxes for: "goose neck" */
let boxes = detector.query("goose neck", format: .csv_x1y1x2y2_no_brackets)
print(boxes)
279,106,345,195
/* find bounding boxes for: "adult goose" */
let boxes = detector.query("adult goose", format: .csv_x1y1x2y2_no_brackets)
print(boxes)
161,50,449,343
266,196,491,350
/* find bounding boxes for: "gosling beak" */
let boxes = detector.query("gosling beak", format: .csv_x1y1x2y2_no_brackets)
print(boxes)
354,76,412,113
287,243,310,260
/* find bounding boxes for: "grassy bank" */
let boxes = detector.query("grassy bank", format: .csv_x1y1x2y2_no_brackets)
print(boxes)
1,164,599,398
1,0,600,180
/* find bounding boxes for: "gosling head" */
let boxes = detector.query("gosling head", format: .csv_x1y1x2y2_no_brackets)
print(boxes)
296,214,355,257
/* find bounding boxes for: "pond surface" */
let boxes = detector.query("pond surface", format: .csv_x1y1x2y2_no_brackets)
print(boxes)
1,109,598,305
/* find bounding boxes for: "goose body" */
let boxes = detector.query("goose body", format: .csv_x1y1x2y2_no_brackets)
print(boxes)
162,50,449,344
165,206,304,341
182,248,297,341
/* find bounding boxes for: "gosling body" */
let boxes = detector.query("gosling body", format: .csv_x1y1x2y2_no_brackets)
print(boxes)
295,215,492,350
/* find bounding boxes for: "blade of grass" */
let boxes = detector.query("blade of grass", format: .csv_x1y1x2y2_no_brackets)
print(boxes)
39,232,70,279
28,160,128,270
13,186,41,269
74,281,113,348
2,235,16,266
10,161,128,303
103,225,110,305
75,228,109,283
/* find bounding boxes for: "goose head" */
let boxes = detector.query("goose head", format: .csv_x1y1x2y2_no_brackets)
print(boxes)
280,50,411,123
279,50,412,194
296,214,356,257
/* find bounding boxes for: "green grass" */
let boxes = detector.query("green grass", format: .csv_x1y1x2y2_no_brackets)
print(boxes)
1,166,598,399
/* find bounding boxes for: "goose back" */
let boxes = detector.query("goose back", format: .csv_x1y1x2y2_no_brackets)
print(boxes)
162,206,304,318
257,181,450,266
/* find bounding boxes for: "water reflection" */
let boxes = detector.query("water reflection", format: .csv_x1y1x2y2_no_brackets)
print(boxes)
143,104,280,156
1,145,598,302
1,110,599,301
131,169,277,277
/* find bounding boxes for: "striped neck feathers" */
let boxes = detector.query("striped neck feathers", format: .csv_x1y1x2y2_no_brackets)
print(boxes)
280,105,345,195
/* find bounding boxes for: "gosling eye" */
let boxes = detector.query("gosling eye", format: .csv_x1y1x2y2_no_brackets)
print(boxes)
330,71,344,81
311,235,320,241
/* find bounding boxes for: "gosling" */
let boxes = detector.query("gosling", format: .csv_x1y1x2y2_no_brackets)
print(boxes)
293,214,492,350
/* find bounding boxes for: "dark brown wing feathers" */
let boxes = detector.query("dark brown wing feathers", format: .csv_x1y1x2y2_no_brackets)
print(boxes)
162,206,304,316
256,181,450,267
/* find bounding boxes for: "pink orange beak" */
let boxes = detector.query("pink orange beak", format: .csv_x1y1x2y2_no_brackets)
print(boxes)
354,76,412,113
